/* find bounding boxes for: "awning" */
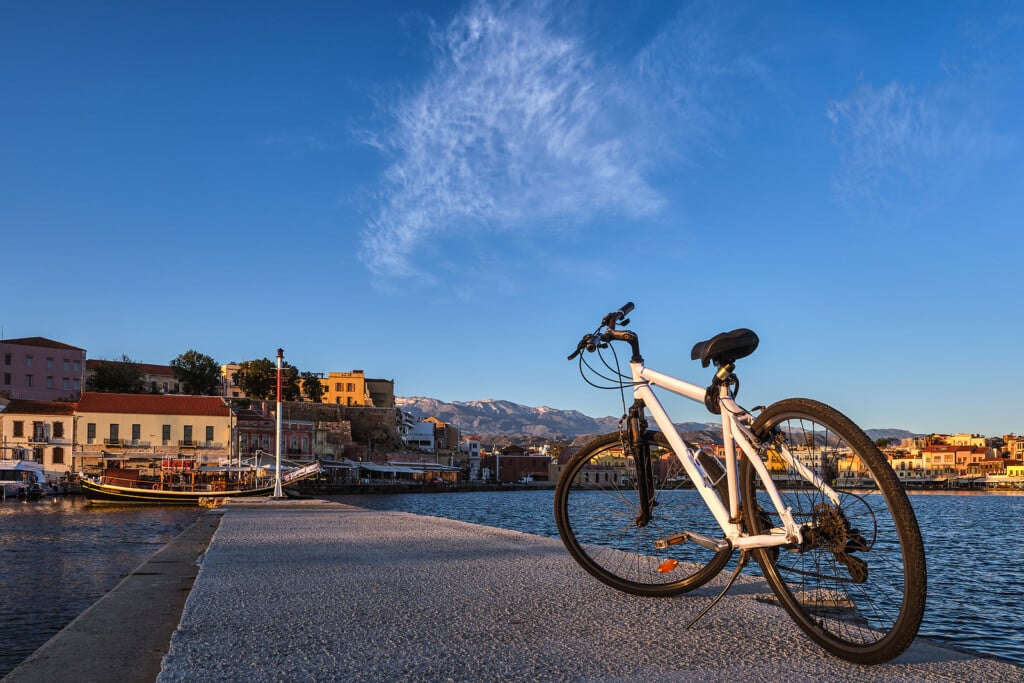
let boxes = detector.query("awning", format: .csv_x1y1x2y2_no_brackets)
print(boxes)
357,463,418,474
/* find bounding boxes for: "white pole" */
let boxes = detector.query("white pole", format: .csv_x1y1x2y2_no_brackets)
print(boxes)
274,348,284,498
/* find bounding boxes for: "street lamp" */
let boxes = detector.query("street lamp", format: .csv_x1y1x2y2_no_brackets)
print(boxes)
273,348,284,498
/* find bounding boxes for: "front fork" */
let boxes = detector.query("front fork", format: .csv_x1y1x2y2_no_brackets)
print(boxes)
624,400,656,527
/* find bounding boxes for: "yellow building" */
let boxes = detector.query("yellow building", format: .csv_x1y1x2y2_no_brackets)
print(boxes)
319,371,371,406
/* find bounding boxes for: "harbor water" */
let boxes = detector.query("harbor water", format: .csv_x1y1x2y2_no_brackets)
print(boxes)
0,497,200,677
329,488,1024,665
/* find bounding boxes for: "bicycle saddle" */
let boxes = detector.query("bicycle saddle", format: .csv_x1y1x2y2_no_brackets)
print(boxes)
690,328,759,368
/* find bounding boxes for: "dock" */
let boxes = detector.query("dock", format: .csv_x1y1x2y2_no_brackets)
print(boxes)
4,498,1021,682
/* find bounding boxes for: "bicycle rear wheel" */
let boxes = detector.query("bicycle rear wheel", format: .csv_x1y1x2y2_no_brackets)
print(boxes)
740,398,926,664
555,431,731,597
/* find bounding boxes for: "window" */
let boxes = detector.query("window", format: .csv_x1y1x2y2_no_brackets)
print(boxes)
63,378,70,390
184,425,193,443
162,382,169,393
13,421,24,437
347,383,355,392
162,424,171,445
53,421,64,438
26,355,33,368
25,374,33,387
52,447,64,465
73,360,80,372
46,357,53,369
3,353,10,365
205,426,214,443
132,424,141,441
3,373,10,385
239,434,249,451
87,423,96,443
46,376,54,389
109,424,119,441
73,379,80,390
64,359,70,371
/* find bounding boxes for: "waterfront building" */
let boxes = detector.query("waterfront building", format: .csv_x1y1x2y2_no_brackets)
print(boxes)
220,363,247,398
0,399,77,476
0,337,86,402
232,407,275,459
366,378,395,408
74,392,232,474
319,370,371,406
404,421,436,453
85,360,181,394
949,433,988,448
1004,434,1024,460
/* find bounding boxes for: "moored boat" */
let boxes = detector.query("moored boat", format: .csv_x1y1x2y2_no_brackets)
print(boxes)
81,458,321,505
0,458,54,500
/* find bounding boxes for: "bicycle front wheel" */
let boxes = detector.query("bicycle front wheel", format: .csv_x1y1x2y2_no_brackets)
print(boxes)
740,398,927,664
555,431,731,597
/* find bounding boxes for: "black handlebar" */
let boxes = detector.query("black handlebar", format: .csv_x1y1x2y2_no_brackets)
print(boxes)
602,301,634,328
567,301,636,360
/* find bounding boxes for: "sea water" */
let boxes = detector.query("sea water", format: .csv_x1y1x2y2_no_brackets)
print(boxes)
0,497,199,677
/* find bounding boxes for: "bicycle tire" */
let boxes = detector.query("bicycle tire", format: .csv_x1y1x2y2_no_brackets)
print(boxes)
739,398,927,664
555,431,732,597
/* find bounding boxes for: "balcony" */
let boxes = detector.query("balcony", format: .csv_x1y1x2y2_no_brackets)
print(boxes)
179,439,198,449
29,435,50,445
104,438,125,448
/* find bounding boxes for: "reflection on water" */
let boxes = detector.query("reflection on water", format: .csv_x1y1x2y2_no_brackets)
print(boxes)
330,489,1024,665
0,496,199,677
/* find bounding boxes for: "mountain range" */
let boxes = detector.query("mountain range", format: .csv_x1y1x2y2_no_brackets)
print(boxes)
396,397,915,444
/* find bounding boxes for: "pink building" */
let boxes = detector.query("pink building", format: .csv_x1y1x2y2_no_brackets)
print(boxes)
1,337,86,402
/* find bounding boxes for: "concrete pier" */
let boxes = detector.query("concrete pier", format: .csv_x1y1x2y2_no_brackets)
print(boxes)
6,499,1021,682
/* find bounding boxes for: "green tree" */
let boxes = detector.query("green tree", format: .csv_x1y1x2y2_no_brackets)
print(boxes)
282,364,301,402
170,349,221,395
875,438,893,449
300,371,325,403
86,355,146,393
234,359,301,401
233,359,276,399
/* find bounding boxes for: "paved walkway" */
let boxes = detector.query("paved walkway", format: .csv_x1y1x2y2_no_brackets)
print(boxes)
160,499,1017,682
7,499,1021,682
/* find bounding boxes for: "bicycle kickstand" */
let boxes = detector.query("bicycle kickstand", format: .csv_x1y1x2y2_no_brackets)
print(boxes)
684,550,750,630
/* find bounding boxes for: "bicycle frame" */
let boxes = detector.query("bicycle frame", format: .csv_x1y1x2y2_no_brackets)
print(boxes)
630,360,842,551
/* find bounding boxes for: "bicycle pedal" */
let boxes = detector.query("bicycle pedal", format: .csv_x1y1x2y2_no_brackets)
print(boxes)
653,532,689,550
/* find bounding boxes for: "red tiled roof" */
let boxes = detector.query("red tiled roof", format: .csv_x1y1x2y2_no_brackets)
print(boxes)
76,392,229,416
1,337,85,351
1,399,77,415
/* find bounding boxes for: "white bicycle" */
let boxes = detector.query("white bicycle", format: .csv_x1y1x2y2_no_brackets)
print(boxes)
555,302,926,664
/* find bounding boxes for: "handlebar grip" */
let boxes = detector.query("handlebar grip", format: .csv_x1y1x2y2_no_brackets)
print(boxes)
618,302,634,319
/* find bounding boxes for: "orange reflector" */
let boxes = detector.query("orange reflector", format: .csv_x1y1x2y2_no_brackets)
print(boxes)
657,558,679,573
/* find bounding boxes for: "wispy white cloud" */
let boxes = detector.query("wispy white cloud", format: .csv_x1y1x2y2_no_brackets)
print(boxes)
360,0,668,278
827,61,1014,212
360,0,766,281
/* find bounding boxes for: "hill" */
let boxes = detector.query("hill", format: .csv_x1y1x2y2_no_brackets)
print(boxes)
396,397,917,446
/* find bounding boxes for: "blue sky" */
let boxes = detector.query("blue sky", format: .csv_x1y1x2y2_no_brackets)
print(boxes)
3,0,1022,436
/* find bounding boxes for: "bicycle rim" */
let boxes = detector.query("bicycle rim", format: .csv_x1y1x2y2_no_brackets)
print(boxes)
741,398,927,664
555,431,731,597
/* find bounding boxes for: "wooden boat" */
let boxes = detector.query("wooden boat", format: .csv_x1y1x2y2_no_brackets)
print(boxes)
81,458,321,505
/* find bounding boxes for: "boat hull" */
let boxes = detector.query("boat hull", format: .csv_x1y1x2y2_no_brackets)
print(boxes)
80,478,275,505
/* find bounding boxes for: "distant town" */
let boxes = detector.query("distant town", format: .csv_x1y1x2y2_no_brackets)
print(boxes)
2,335,1022,493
